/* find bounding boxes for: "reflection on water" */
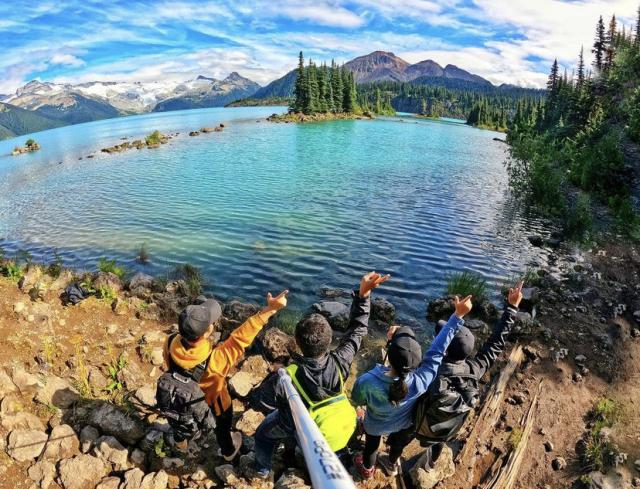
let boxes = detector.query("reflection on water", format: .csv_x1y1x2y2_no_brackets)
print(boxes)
0,107,551,326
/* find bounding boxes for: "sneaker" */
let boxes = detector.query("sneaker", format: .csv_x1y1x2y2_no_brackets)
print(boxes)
353,453,376,480
378,453,400,477
218,431,242,461
240,454,272,481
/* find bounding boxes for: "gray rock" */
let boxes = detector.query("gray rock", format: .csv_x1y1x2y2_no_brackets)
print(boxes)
130,448,146,466
79,425,99,453
88,402,145,445
160,457,184,470
35,376,79,409
49,269,74,292
42,424,79,460
57,454,108,489
18,265,45,292
311,301,350,331
28,460,57,489
410,444,455,489
129,273,155,291
275,470,310,489
229,371,261,397
142,471,169,489
6,429,48,461
214,464,240,485
587,470,627,489
544,440,554,452
149,347,164,366
519,287,539,312
224,300,259,323
574,354,587,364
371,297,395,325
634,458,640,472
93,435,129,470
93,271,123,293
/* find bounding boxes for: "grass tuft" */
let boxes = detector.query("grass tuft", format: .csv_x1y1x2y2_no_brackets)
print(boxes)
169,263,204,298
270,309,304,336
97,257,126,279
445,270,488,299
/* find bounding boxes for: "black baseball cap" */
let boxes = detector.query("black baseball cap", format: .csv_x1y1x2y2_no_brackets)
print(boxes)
387,327,422,374
178,299,222,341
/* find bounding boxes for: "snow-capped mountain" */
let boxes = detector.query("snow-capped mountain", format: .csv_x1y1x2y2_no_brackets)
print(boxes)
5,72,261,116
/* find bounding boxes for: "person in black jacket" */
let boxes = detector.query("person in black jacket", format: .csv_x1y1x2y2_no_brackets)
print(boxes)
245,271,390,479
414,281,523,469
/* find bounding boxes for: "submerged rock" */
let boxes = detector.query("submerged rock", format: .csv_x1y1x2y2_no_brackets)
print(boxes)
311,301,350,331
371,297,395,325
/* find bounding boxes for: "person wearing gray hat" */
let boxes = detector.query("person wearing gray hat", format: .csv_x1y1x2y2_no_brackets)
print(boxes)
162,289,289,460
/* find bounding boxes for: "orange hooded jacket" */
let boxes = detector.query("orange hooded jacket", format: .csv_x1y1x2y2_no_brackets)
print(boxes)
163,310,273,416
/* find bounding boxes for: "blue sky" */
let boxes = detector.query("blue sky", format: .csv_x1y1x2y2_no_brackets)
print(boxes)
0,0,637,93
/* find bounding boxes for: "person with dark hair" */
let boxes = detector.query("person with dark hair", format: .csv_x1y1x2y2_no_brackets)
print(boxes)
160,290,289,460
351,295,473,479
414,282,523,468
245,271,390,480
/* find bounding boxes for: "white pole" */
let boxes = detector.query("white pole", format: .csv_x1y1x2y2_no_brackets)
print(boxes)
278,369,356,489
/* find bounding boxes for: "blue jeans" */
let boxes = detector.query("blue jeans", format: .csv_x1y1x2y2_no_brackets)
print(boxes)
254,410,296,471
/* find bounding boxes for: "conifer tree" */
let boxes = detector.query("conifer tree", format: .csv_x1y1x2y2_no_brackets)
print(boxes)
293,51,306,112
546,59,560,118
332,65,344,112
604,15,617,70
306,61,319,114
593,16,607,71
636,4,640,47
577,46,586,88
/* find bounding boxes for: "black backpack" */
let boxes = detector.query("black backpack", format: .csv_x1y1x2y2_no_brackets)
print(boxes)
415,365,479,443
156,334,213,440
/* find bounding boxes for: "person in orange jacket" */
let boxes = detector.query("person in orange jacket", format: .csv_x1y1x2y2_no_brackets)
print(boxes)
163,289,289,460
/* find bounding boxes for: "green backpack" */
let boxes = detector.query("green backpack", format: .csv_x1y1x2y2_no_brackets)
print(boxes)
286,364,357,452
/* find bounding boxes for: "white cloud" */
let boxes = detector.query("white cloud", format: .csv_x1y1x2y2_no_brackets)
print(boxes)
50,53,85,67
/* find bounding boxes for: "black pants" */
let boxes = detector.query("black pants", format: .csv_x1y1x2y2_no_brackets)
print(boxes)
214,406,235,457
420,441,445,469
363,425,415,469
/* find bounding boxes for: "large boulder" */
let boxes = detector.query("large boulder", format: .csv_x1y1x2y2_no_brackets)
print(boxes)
261,327,296,363
224,300,259,323
311,301,350,331
409,445,455,489
11,365,42,394
88,402,145,445
42,424,79,460
57,454,108,489
1,411,46,431
18,265,46,292
371,297,395,325
95,477,121,489
276,470,311,489
6,429,48,461
93,272,123,293
49,269,75,292
129,273,155,292
35,375,80,409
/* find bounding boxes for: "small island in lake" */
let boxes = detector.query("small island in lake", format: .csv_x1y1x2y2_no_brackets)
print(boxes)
11,138,40,156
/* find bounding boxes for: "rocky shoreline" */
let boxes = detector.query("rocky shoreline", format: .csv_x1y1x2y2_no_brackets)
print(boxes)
0,236,639,489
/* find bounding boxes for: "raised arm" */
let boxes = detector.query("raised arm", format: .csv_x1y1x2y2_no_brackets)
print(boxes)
470,282,523,375
333,272,390,376
413,295,472,390
208,290,289,376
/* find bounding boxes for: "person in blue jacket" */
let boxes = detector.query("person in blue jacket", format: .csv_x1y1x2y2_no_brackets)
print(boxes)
351,294,473,479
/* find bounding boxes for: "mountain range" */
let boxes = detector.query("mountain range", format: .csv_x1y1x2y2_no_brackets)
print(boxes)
1,51,503,139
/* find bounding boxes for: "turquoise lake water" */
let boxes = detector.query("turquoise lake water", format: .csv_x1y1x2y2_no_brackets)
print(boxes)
0,107,550,325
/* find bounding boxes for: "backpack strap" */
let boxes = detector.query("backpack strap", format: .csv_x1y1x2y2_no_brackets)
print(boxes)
167,333,212,383
286,364,347,410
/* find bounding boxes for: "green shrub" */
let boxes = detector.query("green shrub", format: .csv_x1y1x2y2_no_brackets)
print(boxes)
610,196,640,241
1,261,23,281
145,130,163,145
563,194,593,240
97,257,126,279
582,398,622,472
96,286,117,302
169,263,204,298
47,250,63,278
445,271,487,299
626,87,640,143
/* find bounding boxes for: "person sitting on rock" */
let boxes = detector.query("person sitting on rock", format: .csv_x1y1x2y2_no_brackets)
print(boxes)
160,289,289,460
413,282,522,469
351,295,473,479
245,271,390,480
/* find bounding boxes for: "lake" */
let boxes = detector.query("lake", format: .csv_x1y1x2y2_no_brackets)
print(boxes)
0,106,550,325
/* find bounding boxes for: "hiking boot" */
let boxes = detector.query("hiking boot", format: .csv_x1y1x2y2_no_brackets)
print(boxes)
378,453,400,476
354,453,376,480
218,431,242,461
